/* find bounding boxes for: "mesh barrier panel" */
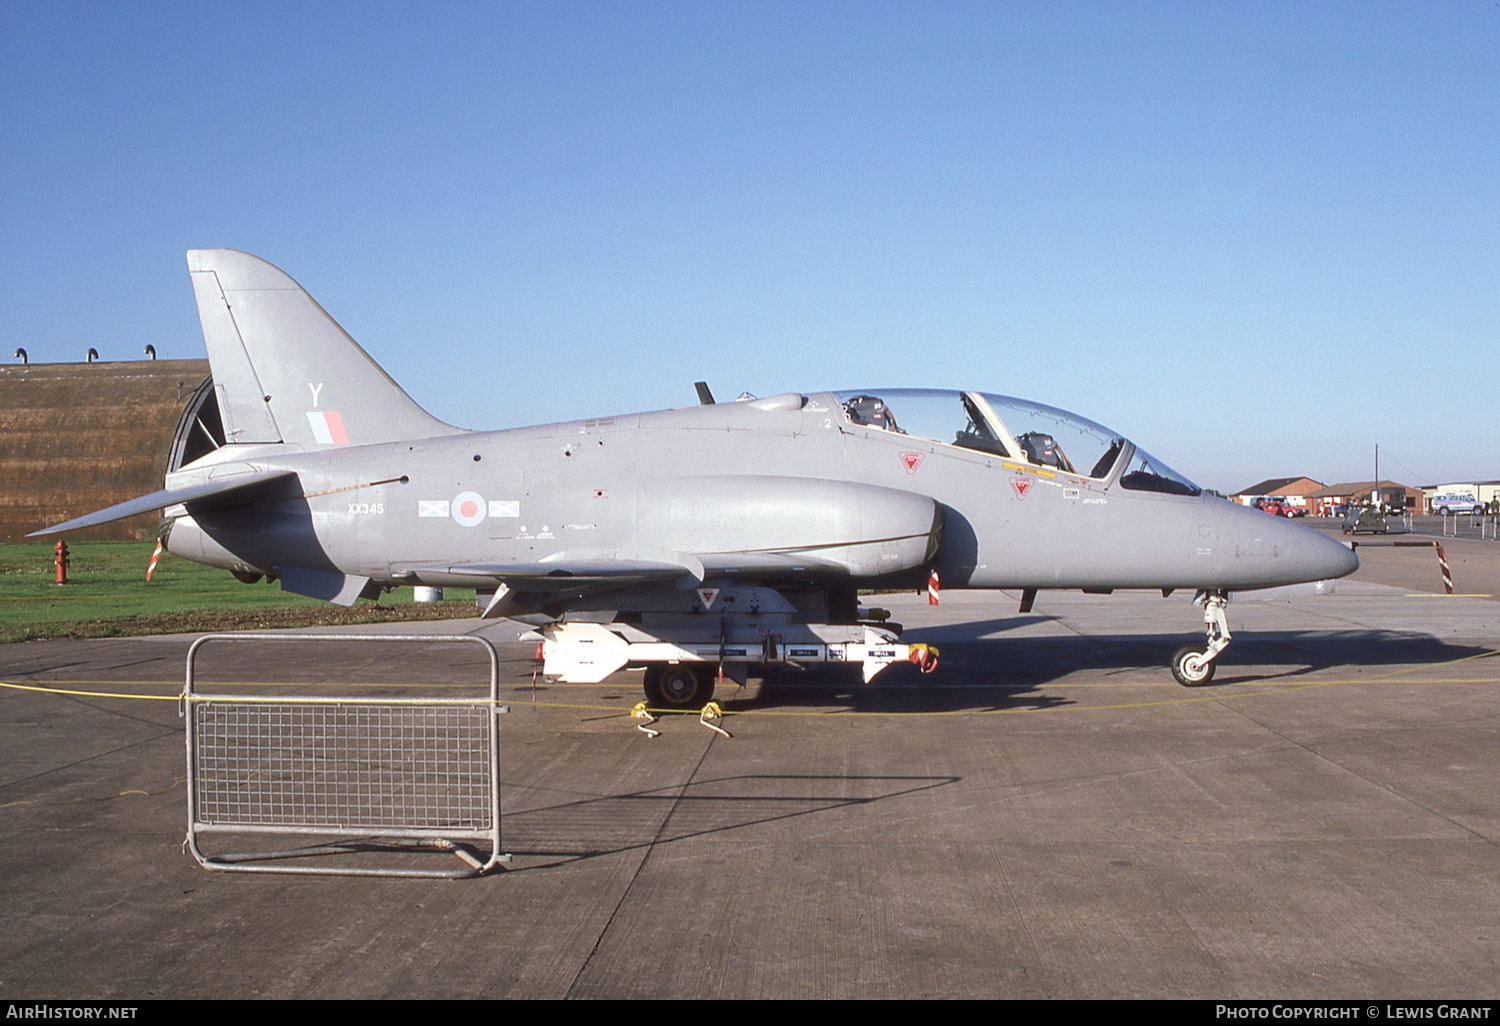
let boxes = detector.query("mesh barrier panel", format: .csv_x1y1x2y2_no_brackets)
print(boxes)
192,701,493,831
183,634,506,877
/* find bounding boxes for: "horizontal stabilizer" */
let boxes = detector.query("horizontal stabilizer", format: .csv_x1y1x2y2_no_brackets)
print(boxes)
28,469,297,537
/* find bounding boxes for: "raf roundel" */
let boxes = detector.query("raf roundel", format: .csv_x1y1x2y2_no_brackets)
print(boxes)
451,491,487,527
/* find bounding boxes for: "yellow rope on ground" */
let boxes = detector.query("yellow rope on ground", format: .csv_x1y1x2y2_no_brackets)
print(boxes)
3,648,1495,716
0,680,181,701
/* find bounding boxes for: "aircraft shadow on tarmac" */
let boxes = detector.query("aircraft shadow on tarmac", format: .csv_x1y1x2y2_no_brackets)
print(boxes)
732,616,1497,714
499,773,960,866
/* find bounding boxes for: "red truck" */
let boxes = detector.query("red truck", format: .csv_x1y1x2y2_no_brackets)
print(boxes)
1252,498,1305,518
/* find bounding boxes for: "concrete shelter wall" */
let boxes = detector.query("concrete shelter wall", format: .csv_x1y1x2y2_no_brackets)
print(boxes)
0,359,209,542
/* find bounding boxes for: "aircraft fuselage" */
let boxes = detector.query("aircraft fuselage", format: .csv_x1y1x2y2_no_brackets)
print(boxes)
165,390,1356,597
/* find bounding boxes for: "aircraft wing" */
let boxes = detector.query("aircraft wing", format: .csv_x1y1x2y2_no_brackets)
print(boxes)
28,469,299,537
435,553,706,590
424,536,910,593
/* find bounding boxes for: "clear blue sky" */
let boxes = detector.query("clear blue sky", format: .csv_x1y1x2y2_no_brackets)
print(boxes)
3,1,1496,492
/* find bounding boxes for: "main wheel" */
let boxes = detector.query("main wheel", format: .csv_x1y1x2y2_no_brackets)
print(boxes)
1171,644,1216,687
643,664,716,710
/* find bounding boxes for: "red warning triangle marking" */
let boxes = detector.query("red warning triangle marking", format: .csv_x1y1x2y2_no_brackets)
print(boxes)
697,588,720,609
899,452,924,473
1010,477,1032,499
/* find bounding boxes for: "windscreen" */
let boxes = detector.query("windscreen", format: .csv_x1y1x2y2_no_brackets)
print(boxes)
1116,446,1202,496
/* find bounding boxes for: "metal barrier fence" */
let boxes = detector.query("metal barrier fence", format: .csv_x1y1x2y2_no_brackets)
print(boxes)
184,633,509,878
1442,514,1498,540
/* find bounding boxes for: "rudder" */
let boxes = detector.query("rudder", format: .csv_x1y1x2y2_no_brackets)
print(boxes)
186,249,462,448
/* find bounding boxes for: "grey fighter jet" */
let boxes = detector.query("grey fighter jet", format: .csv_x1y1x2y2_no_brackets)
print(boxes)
34,251,1359,705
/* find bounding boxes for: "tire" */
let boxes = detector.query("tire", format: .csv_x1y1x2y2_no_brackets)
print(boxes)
1171,644,1216,687
643,663,716,710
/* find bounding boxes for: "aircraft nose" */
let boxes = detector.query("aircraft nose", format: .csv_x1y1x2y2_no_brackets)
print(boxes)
1257,512,1361,583
1215,503,1359,587
1297,523,1360,580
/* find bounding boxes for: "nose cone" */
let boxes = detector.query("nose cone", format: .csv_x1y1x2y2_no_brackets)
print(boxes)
1215,503,1359,588
1288,520,1360,581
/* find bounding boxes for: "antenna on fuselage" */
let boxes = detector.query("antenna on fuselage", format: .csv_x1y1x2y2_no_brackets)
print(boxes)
694,381,716,405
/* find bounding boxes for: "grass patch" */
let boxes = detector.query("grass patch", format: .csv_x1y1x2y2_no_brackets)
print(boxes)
0,542,477,643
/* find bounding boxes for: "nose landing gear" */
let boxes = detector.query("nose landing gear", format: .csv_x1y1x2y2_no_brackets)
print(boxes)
1172,590,1231,687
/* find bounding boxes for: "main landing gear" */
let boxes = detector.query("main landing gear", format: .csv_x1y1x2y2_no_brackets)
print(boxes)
643,663,717,710
1171,590,1231,687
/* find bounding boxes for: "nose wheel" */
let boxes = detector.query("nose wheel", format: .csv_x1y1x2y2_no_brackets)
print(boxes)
1171,644,1215,686
1172,591,1230,687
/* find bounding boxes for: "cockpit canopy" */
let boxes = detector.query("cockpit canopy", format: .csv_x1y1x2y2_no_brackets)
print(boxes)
833,389,1201,496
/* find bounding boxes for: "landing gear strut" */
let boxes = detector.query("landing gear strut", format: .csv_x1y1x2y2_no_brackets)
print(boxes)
1171,590,1231,687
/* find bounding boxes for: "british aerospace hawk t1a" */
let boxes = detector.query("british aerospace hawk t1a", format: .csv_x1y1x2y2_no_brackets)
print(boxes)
34,250,1358,705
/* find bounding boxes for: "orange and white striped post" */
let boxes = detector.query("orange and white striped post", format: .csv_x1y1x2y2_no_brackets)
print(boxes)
1434,543,1454,595
145,539,164,582
927,568,940,606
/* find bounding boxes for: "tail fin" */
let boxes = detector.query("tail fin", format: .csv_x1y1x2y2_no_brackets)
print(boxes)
186,249,462,448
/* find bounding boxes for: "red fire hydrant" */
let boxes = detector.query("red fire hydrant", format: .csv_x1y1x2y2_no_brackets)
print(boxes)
53,540,69,585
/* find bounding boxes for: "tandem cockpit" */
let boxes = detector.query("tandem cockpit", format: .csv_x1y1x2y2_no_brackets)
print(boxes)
835,389,1202,497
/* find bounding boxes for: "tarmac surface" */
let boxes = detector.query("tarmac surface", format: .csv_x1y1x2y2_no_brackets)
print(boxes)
2,529,1497,999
